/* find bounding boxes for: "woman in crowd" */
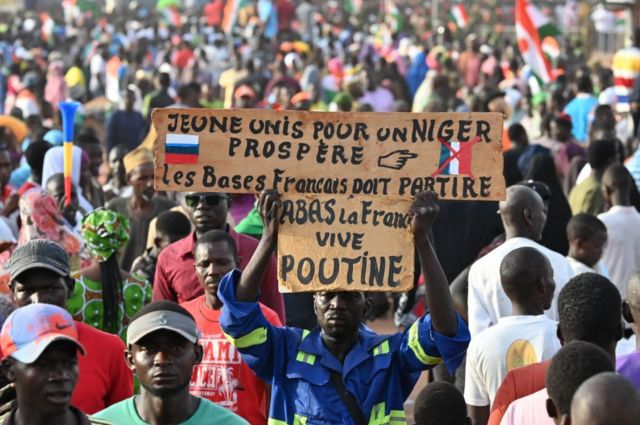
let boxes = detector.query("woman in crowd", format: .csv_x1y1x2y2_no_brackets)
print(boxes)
18,188,88,271
67,208,151,339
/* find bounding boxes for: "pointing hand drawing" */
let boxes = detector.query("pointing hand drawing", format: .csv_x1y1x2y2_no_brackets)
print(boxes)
378,150,418,170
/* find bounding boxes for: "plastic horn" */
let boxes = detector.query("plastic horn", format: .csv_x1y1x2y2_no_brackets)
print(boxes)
59,101,80,207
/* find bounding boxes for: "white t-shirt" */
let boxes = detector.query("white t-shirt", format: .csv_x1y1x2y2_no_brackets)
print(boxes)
468,237,575,336
598,206,640,296
464,315,561,407
500,388,553,425
566,257,609,278
89,54,106,93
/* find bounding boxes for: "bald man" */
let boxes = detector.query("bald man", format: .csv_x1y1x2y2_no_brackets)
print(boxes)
571,373,640,425
468,186,575,336
619,271,640,389
465,247,561,424
598,164,640,297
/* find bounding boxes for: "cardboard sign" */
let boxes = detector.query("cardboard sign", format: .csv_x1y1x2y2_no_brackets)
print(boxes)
278,194,414,292
153,109,505,200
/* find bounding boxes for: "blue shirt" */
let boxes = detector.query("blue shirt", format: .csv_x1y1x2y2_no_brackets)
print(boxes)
258,0,278,39
563,94,598,144
106,110,146,152
218,269,470,425
626,147,640,191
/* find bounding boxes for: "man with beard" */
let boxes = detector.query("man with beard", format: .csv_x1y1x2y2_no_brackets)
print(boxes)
93,301,247,424
181,230,281,424
0,303,111,425
106,147,174,271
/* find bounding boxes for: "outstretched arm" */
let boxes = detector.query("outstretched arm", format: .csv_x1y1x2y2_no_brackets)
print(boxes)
411,191,457,337
235,190,281,302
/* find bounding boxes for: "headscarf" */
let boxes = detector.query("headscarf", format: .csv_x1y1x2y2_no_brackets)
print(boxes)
81,209,130,262
123,147,154,175
41,145,93,214
42,145,83,188
18,189,87,271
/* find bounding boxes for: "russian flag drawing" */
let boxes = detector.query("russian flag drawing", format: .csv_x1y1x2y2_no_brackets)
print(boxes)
165,134,199,164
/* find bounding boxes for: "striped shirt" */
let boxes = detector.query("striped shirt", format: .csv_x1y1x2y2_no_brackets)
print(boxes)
612,46,640,112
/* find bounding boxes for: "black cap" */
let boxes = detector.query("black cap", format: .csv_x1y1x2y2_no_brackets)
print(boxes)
9,240,70,281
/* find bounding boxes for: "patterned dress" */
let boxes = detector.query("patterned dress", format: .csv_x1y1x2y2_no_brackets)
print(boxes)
67,273,152,340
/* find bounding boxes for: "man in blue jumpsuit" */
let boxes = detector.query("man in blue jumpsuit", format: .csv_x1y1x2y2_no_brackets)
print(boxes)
219,190,470,424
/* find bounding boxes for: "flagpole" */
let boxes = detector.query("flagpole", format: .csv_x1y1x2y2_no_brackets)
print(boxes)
431,0,439,30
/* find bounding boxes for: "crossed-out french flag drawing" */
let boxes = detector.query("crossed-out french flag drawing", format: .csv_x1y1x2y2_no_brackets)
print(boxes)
432,136,481,179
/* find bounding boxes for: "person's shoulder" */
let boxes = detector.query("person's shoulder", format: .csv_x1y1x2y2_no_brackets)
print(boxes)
89,417,114,425
197,398,249,424
154,196,176,209
470,321,502,344
535,314,560,328
235,230,260,249
181,296,202,314
511,360,550,382
105,196,127,210
158,234,192,258
76,321,126,350
470,241,508,273
91,398,132,421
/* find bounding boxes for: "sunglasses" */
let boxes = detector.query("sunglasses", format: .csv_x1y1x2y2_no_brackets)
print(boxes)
185,194,228,208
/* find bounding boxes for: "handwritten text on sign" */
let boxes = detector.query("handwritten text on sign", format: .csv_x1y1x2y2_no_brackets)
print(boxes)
153,109,505,200
278,195,414,292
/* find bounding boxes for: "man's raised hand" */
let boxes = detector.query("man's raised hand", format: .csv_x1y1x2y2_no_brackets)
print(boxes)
258,190,282,243
410,191,439,238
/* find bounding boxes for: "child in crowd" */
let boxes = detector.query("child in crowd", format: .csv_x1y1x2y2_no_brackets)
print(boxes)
414,382,470,425
130,210,192,283
565,213,609,277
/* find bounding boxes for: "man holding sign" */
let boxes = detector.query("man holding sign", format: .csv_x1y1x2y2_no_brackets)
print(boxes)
219,190,470,424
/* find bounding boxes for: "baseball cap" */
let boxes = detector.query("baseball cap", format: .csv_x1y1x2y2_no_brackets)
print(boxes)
127,310,199,345
1,304,85,364
9,240,70,281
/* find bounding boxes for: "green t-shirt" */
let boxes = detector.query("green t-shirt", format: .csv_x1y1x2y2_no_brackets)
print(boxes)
92,396,248,425
569,174,604,215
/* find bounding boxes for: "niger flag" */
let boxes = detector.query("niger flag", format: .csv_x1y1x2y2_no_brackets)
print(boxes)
515,0,560,84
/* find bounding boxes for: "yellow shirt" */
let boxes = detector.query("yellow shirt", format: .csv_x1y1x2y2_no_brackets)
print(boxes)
65,66,86,89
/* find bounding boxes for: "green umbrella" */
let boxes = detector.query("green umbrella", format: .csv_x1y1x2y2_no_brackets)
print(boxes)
157,0,180,11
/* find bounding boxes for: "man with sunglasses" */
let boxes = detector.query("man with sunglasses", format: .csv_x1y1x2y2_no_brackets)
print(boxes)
153,191,285,323
106,147,175,271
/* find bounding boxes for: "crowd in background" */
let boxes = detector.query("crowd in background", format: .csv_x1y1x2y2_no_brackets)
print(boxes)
0,0,638,424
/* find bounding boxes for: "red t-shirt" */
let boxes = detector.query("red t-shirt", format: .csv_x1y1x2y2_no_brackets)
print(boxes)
73,322,134,414
488,360,550,425
204,0,224,27
172,48,195,70
153,230,285,324
276,0,295,31
182,296,282,424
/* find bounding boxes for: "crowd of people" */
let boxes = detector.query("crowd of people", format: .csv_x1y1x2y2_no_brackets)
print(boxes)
0,0,639,424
